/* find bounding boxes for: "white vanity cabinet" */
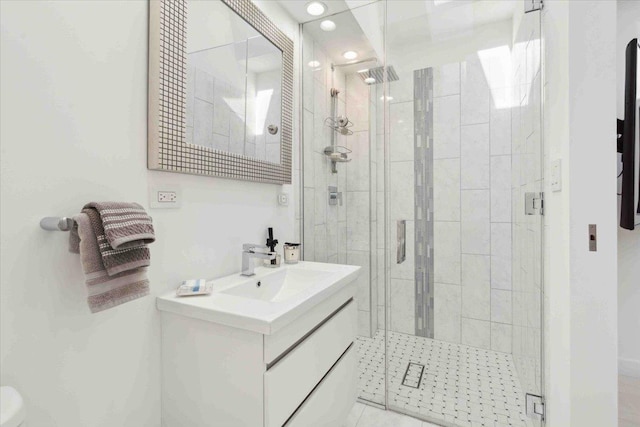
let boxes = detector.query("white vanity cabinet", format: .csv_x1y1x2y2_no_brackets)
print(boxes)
159,273,357,427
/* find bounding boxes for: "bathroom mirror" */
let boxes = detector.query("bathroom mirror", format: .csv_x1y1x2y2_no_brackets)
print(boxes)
148,0,293,184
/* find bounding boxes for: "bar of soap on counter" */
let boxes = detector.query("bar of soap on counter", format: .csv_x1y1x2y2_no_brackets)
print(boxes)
176,279,213,297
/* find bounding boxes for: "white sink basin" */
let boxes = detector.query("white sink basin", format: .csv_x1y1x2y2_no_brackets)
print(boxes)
221,267,334,302
157,261,360,334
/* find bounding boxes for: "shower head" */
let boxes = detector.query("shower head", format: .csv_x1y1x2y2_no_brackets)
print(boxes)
357,65,399,84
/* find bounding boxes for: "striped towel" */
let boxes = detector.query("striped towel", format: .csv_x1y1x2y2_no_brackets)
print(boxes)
82,208,150,276
69,202,155,312
71,213,150,313
84,202,155,249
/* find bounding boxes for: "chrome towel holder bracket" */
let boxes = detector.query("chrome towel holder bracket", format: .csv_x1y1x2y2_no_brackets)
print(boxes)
40,217,74,231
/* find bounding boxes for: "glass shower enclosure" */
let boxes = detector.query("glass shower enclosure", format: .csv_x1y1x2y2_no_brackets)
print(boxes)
301,1,544,426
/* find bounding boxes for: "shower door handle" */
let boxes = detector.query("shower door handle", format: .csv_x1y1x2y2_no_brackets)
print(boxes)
397,220,406,264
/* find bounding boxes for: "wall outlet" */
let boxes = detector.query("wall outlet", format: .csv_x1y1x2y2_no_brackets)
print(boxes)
158,191,177,203
278,192,289,206
150,187,181,209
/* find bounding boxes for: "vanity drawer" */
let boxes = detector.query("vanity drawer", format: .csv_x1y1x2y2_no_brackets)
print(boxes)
285,344,356,427
264,300,356,427
264,284,355,364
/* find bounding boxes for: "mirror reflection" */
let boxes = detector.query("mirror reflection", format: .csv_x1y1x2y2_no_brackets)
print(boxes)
185,0,282,164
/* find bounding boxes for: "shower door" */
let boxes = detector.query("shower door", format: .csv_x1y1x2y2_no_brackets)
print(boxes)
300,1,386,407
510,7,545,427
383,1,545,426
300,1,545,425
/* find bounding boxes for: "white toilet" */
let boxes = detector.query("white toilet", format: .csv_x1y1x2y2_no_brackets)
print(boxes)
0,387,26,427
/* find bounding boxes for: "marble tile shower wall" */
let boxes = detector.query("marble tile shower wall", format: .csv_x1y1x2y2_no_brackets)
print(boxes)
185,56,281,163
388,54,514,353
185,61,248,155
253,70,283,163
511,13,543,396
433,55,514,353
387,75,417,335
376,84,386,335
302,36,344,264
302,34,378,337
346,72,379,338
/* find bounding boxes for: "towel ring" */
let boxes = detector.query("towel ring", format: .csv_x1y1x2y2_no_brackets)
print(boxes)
40,217,74,231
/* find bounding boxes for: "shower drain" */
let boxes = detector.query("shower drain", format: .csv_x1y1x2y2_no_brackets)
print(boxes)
401,362,425,388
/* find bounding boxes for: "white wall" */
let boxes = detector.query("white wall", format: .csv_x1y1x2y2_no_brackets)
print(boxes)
0,1,299,426
616,0,640,379
543,1,618,426
567,2,618,425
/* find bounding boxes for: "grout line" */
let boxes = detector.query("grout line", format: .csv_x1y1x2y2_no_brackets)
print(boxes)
459,61,463,346
488,60,494,351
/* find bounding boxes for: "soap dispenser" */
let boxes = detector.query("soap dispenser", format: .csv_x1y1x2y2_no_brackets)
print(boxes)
264,227,281,268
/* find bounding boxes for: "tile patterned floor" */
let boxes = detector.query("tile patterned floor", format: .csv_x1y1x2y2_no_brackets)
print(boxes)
356,330,533,427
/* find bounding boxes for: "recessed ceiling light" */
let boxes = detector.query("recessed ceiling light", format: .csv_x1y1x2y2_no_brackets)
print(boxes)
364,77,376,84
380,95,394,101
343,51,358,60
357,68,369,74
306,1,326,16
308,60,321,67
320,20,336,31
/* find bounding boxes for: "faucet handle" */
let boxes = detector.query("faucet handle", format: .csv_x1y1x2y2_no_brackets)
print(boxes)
243,243,268,252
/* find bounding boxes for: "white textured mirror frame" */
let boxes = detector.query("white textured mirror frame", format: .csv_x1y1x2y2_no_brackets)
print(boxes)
147,0,293,184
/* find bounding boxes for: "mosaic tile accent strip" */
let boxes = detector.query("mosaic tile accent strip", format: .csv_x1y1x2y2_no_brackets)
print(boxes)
414,68,434,338
148,0,293,184
357,330,534,427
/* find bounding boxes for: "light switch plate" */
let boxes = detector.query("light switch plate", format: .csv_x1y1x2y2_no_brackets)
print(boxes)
150,187,181,209
589,224,597,251
551,159,562,192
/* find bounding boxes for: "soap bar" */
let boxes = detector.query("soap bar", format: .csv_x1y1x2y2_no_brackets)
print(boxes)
176,279,213,297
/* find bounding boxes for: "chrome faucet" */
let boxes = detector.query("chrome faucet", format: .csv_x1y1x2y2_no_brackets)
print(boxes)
241,244,276,276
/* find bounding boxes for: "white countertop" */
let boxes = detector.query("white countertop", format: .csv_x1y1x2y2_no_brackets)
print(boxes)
156,261,361,335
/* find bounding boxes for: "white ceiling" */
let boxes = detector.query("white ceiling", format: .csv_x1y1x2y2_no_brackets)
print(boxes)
277,0,519,67
386,0,518,48
278,1,382,71
277,0,356,24
303,8,379,70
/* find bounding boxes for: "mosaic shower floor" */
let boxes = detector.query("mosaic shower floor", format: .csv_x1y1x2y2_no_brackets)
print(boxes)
356,330,533,427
